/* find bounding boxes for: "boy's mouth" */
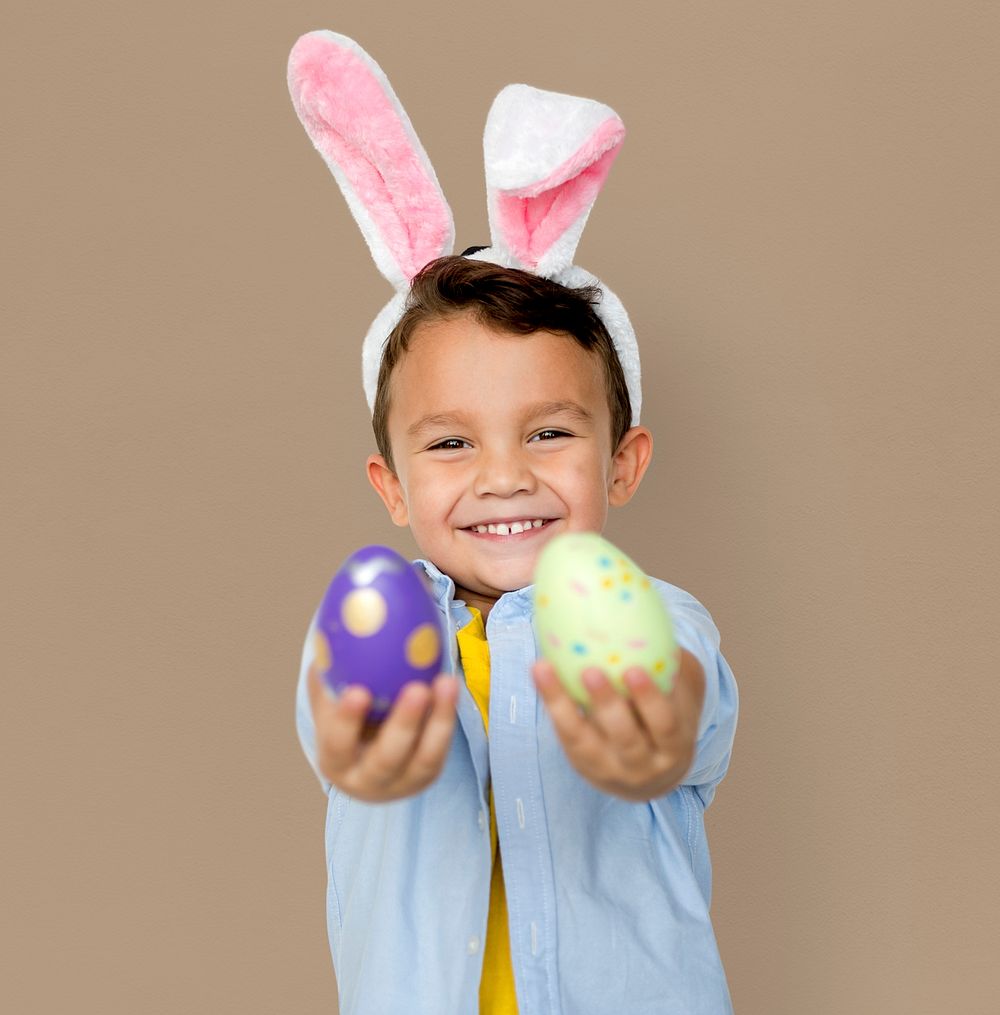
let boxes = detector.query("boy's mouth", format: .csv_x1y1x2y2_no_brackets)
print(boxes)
462,518,553,538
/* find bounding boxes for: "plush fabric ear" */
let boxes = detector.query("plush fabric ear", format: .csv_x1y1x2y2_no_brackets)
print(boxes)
288,31,454,288
556,266,642,425
484,84,625,278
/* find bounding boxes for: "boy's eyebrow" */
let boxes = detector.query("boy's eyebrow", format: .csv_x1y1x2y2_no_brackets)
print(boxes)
406,401,594,439
527,400,595,425
406,412,473,438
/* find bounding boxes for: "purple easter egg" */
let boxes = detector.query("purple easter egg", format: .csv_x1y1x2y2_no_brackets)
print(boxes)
313,545,443,720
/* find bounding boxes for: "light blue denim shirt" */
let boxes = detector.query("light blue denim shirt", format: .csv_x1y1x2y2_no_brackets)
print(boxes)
296,559,738,1014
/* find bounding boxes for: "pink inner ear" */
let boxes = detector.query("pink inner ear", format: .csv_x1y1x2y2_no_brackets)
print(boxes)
495,118,623,270
524,189,560,233
290,34,450,281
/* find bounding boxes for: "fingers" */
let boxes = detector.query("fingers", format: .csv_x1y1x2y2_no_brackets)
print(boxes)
622,667,678,750
532,661,607,761
309,662,373,771
309,665,458,801
352,681,432,786
582,668,655,762
534,658,697,802
406,675,460,784
355,678,457,787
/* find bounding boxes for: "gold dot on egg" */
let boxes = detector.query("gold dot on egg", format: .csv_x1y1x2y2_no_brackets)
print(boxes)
538,594,550,608
621,572,633,583
654,660,665,673
607,653,621,665
341,587,388,637
405,623,440,669
641,578,651,590
601,577,614,589
312,630,331,671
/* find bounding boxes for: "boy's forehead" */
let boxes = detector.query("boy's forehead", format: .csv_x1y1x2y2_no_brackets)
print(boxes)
391,318,607,420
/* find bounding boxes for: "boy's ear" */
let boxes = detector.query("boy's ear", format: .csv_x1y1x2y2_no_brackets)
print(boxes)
608,426,653,507
366,454,409,526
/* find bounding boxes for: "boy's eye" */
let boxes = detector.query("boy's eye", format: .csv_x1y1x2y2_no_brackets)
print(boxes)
529,429,572,442
428,437,470,451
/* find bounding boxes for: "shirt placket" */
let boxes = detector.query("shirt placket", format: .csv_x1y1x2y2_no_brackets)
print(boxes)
487,599,563,1015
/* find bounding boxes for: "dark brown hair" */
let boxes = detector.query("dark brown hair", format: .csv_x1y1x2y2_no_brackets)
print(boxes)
372,256,632,470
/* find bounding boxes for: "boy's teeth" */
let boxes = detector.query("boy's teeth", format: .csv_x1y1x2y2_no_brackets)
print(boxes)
476,519,545,535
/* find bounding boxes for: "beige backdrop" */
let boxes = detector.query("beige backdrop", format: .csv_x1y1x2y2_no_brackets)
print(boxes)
4,1,998,1012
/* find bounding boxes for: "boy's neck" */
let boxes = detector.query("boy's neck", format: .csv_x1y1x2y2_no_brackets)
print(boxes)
455,584,498,621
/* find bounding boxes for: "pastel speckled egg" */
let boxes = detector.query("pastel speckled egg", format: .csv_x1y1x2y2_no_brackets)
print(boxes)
533,532,677,705
313,545,443,719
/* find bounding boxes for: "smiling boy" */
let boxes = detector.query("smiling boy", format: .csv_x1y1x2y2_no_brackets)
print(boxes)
296,257,739,1014
367,281,644,611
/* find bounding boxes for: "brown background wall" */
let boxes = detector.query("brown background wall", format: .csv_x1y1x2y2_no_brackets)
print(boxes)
4,2,998,1012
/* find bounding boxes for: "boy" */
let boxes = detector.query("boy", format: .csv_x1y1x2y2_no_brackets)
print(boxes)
296,257,739,1014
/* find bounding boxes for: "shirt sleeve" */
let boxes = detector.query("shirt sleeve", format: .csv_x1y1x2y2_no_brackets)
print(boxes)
655,581,739,807
295,610,333,794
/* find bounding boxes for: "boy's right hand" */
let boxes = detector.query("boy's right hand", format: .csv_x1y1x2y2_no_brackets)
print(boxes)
307,664,459,802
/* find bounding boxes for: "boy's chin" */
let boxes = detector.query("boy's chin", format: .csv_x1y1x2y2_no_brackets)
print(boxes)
453,566,534,602
425,546,544,602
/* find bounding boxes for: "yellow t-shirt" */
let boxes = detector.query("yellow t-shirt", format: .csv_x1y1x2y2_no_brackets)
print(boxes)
456,608,519,1015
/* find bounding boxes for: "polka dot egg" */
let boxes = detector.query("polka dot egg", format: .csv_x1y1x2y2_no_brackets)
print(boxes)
313,545,443,719
533,532,677,705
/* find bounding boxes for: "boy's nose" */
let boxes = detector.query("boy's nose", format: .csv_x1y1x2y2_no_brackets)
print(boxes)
472,447,537,498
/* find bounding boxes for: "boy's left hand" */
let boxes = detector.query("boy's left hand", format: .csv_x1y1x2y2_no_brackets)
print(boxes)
532,649,705,802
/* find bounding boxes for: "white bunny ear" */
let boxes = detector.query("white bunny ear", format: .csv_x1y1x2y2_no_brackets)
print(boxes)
288,31,454,288
484,84,625,277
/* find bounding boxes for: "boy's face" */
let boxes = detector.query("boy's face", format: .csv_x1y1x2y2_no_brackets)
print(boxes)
367,314,651,613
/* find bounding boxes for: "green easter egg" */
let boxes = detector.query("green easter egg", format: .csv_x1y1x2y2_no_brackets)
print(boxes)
533,532,677,705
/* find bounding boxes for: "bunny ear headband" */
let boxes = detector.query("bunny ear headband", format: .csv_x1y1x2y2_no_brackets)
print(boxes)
287,30,642,423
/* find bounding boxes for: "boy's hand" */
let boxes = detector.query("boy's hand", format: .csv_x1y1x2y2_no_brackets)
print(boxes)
532,649,705,802
307,664,459,803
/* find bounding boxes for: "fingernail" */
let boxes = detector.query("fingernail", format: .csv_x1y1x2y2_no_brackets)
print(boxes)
582,669,604,691
436,675,459,698
624,669,651,691
341,685,368,703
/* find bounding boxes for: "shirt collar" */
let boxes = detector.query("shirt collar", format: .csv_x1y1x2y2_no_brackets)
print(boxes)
413,558,535,618
413,558,456,606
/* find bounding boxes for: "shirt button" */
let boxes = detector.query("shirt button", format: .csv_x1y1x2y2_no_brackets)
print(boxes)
478,810,487,831
467,936,481,955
